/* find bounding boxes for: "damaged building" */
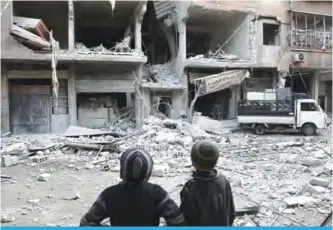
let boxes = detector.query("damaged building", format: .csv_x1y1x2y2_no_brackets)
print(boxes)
1,0,332,134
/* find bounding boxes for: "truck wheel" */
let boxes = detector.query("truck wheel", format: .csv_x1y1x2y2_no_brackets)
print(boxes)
254,124,266,135
302,123,316,136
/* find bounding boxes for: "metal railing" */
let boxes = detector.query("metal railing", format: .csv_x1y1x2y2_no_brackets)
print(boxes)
290,29,333,50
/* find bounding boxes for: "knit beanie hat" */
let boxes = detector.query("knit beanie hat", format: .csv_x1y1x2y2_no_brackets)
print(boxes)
191,140,219,172
120,148,153,182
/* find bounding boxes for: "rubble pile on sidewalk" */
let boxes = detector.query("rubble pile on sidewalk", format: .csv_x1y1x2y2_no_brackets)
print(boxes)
1,115,332,226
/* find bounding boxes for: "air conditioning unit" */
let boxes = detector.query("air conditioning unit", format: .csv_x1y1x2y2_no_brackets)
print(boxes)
292,53,305,62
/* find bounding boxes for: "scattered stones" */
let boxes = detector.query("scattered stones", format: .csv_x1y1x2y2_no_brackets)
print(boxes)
302,157,322,167
27,199,40,205
309,177,330,187
152,164,170,177
282,209,296,214
313,150,326,159
1,212,15,223
1,155,19,167
37,173,51,182
85,163,94,170
284,195,316,207
63,191,80,201
1,142,28,155
268,193,278,199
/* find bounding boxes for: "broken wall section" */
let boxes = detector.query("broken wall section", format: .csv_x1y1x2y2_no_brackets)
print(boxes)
74,1,139,55
209,13,254,61
75,64,136,128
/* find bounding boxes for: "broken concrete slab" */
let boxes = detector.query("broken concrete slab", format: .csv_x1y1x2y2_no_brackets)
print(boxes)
63,125,124,137
10,25,51,50
37,173,51,182
302,157,323,167
284,195,316,207
13,16,50,41
192,114,222,133
1,142,28,155
302,182,325,194
152,164,169,177
309,177,330,187
313,150,327,159
1,212,15,223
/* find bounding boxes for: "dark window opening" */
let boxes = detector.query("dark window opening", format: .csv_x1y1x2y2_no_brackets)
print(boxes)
263,23,280,45
142,1,171,64
285,74,312,95
186,30,210,58
74,1,137,51
301,102,317,111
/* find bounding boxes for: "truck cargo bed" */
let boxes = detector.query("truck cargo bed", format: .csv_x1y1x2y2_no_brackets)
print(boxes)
237,100,294,116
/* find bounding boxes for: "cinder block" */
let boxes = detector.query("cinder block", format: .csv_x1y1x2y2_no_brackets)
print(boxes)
31,156,48,164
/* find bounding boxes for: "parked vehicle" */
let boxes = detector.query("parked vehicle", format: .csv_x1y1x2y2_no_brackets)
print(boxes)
237,97,329,135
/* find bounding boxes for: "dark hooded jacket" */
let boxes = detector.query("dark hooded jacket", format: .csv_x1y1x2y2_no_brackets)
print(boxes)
80,181,185,226
80,148,185,226
180,169,235,226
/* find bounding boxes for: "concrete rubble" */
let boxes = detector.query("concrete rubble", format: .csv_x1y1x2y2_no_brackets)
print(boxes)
1,115,332,226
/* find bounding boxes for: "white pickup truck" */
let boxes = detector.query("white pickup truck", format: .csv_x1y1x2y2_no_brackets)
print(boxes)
237,98,329,135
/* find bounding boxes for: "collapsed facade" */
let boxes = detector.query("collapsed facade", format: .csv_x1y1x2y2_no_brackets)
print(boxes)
1,0,332,135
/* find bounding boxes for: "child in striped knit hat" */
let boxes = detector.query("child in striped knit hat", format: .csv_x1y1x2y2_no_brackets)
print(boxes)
80,147,185,226
180,140,235,226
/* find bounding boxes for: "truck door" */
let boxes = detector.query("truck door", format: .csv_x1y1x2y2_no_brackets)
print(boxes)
297,102,324,128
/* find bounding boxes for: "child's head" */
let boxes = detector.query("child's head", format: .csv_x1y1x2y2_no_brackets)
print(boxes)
191,140,219,172
120,148,153,182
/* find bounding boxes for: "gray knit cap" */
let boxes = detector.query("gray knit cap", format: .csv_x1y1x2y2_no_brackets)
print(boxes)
191,140,219,172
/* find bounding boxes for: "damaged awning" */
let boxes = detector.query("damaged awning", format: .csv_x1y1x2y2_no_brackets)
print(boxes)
194,69,250,96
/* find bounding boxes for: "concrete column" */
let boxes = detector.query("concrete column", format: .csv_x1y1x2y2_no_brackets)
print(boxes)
134,20,142,52
1,66,10,134
312,72,320,101
126,93,134,107
228,87,236,119
173,1,189,118
68,0,75,52
68,65,77,125
135,65,151,128
134,1,147,52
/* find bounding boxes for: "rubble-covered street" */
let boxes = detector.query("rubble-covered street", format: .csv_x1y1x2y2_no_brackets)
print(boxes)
1,116,332,226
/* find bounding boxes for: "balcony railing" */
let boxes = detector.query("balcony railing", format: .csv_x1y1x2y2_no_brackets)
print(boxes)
290,29,332,50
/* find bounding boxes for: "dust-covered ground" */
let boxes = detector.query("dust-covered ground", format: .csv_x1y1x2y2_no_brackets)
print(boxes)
1,117,332,226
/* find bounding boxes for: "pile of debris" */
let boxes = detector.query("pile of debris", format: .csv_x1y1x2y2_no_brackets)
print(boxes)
75,36,142,56
11,16,56,51
141,62,183,88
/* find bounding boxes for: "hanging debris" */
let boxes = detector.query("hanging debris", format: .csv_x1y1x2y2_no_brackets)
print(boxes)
50,30,59,106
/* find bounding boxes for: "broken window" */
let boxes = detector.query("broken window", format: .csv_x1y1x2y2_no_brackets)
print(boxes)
263,23,280,46
290,12,332,49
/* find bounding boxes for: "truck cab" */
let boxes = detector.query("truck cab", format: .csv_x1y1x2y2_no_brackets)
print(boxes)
296,99,329,135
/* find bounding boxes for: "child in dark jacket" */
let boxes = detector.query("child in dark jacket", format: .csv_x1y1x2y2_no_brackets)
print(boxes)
80,148,185,226
180,140,236,226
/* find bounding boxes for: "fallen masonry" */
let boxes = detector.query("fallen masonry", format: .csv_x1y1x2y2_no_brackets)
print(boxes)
0,115,332,226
